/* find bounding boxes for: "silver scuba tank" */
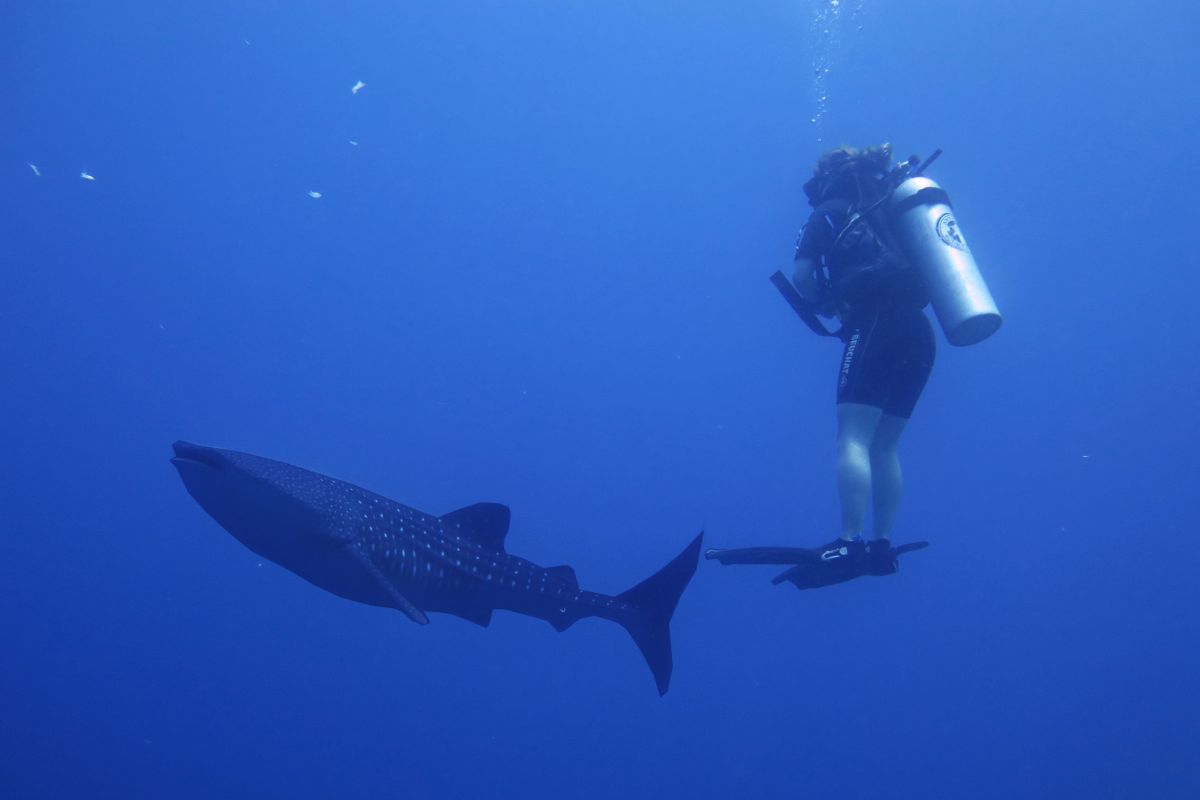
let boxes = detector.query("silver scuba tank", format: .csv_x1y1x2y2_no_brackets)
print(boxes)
887,176,1001,346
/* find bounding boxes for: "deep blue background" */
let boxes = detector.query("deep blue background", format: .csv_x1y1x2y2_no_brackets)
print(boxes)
3,1,1198,797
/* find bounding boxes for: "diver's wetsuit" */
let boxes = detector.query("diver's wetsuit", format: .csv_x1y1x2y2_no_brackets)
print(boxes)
836,304,934,418
795,197,936,419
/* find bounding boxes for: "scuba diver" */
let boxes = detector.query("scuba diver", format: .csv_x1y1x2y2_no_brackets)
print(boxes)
709,143,1000,590
792,143,934,571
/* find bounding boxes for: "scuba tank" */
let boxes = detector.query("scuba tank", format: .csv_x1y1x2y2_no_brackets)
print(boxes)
886,171,1001,346
775,148,1002,346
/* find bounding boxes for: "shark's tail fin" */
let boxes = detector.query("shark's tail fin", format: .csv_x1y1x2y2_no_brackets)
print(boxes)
613,532,703,696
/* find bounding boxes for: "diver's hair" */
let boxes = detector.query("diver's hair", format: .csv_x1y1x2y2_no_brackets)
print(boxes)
813,143,893,177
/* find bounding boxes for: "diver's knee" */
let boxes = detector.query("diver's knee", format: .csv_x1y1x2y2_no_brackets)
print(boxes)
871,415,908,450
838,440,873,474
838,437,865,460
869,441,899,461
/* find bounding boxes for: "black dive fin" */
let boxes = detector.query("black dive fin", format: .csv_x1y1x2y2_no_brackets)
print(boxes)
771,560,859,589
611,533,703,696
771,540,929,590
705,546,820,566
349,545,430,624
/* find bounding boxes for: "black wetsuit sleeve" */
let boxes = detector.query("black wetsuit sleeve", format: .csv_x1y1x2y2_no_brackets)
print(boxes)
794,200,847,263
794,210,828,264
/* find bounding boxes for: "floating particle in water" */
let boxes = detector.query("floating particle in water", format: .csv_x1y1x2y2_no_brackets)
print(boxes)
80,170,95,181
28,163,40,176
351,80,366,94
348,140,359,146
308,190,323,199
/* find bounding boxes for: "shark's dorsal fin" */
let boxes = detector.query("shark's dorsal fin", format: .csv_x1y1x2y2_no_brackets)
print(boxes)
348,545,430,625
545,565,578,589
440,502,511,553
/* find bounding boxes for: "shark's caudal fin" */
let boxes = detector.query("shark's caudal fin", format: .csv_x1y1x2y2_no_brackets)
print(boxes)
614,533,703,696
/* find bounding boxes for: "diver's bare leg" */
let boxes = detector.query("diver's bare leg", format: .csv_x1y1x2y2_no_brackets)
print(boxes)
869,414,909,540
836,403,883,540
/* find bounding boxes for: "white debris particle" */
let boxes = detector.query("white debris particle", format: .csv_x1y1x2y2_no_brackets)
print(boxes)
308,190,322,199
348,140,359,146
351,80,366,95
28,163,40,176
80,171,95,181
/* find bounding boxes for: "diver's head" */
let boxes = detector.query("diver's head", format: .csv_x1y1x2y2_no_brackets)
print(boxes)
802,143,893,206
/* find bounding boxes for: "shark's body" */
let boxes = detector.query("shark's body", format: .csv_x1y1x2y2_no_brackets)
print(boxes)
171,441,701,694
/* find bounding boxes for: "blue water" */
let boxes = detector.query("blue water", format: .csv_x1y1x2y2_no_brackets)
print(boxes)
4,1,1198,797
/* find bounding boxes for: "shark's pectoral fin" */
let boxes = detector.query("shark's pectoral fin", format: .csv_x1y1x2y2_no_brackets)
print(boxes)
348,545,430,625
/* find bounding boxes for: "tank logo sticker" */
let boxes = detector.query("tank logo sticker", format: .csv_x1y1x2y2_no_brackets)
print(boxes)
839,331,860,388
936,213,968,251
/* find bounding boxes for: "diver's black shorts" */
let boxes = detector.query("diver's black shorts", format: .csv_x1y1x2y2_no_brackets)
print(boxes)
836,306,935,419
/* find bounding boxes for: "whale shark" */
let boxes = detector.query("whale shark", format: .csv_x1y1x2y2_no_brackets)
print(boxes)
171,441,701,694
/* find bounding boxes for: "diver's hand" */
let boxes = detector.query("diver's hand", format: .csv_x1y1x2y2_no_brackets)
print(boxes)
817,299,841,319
792,257,821,301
